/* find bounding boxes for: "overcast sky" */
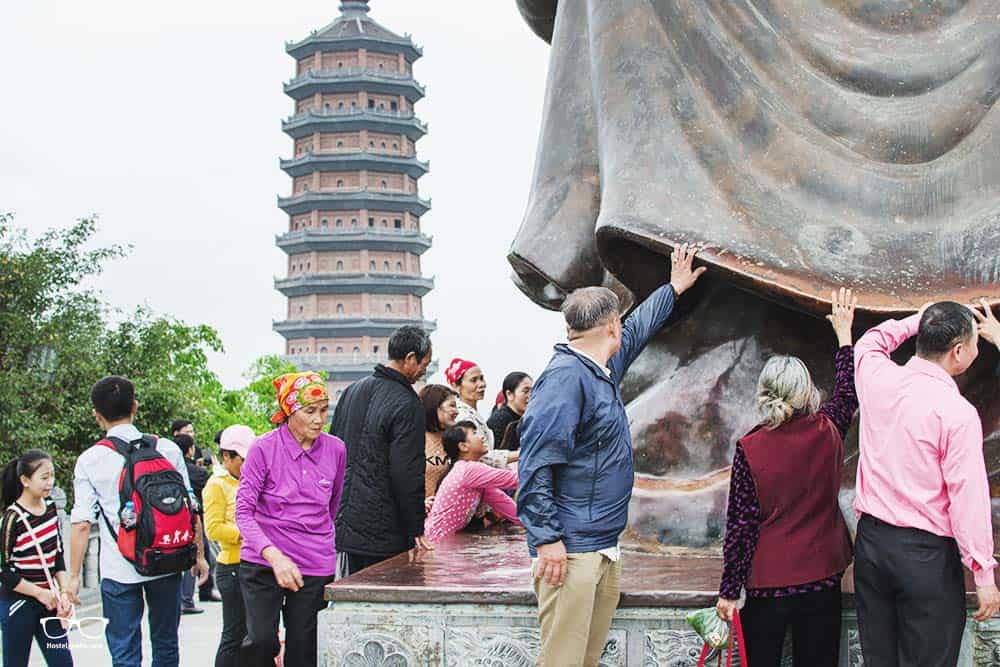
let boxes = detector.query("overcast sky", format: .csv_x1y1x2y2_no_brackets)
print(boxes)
1,1,568,401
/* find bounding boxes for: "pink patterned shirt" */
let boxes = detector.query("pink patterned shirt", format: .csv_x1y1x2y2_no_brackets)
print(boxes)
424,460,520,543
855,314,997,586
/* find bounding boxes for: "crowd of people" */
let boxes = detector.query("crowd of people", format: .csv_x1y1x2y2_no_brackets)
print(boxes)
0,242,998,667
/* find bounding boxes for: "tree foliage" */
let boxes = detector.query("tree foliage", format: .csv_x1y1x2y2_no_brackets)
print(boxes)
0,214,295,486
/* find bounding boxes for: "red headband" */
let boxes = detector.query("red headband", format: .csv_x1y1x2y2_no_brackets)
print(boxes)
445,358,477,386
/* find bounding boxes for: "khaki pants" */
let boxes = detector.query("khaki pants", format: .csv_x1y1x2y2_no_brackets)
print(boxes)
532,551,622,667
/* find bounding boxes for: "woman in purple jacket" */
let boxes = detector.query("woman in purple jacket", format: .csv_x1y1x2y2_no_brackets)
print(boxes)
236,372,346,667
716,289,858,667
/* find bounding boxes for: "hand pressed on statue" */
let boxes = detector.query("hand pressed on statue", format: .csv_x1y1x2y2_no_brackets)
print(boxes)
825,288,858,347
669,243,707,296
975,584,1000,622
535,540,567,587
972,299,1000,348
413,535,434,552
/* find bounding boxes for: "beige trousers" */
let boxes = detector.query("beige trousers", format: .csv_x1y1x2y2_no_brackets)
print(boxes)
532,551,622,667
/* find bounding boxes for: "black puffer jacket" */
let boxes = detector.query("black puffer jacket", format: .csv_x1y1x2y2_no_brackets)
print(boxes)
331,364,426,558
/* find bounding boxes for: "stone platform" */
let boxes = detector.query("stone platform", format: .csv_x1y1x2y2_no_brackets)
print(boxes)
320,527,1000,666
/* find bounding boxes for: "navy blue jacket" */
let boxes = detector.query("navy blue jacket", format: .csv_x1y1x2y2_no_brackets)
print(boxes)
517,284,677,555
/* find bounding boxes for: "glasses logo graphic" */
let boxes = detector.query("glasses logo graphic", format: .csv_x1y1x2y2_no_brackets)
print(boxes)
40,615,109,640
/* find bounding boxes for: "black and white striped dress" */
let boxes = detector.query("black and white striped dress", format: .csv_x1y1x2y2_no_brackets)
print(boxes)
0,499,66,598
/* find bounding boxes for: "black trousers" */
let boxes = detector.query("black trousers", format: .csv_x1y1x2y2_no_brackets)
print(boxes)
741,585,842,667
854,514,966,667
239,561,332,667
215,562,246,667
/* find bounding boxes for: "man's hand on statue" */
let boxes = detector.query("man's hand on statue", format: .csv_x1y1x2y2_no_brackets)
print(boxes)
825,287,857,347
715,597,739,622
974,584,1000,621
263,547,304,591
972,299,1000,348
535,540,567,587
669,243,707,296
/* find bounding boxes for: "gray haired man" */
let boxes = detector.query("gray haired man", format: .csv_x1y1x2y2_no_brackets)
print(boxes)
518,245,706,666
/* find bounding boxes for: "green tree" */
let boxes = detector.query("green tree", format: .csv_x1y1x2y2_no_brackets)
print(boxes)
0,215,233,482
198,355,302,443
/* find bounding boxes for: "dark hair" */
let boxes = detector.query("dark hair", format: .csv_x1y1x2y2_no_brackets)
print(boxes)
442,421,476,462
219,449,239,460
170,419,192,435
916,302,976,358
90,375,135,422
499,419,522,451
214,430,224,445
419,384,458,433
492,372,532,417
2,450,52,507
174,434,195,457
388,325,432,362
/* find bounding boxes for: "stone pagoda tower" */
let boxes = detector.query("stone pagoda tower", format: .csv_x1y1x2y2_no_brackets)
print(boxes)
275,0,434,401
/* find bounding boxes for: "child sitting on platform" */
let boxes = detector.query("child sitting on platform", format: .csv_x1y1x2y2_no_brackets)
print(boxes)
424,421,520,543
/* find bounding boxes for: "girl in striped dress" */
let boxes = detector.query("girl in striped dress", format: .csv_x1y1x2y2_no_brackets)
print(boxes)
0,450,73,667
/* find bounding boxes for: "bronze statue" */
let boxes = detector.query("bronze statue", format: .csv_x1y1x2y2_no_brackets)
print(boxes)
511,0,1000,550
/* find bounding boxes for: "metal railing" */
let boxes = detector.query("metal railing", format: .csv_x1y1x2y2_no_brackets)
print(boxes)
278,271,433,283
278,228,428,238
284,149,426,165
289,66,417,83
286,352,387,367
288,107,416,120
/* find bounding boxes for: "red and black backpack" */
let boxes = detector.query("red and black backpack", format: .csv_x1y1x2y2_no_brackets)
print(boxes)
97,435,198,576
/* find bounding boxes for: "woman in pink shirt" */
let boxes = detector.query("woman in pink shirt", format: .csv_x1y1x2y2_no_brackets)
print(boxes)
424,422,521,543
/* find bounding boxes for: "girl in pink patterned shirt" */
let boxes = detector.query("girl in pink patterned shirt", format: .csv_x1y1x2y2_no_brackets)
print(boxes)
424,421,521,543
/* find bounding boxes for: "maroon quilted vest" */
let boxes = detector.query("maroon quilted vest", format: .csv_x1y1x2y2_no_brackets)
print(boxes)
740,413,853,589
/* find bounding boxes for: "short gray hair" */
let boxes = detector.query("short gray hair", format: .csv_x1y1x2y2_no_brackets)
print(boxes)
561,287,620,332
756,356,820,429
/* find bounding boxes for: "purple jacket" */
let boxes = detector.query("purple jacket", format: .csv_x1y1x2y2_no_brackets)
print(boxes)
236,425,346,577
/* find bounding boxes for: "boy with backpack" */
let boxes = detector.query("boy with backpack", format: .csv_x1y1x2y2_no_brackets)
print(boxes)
63,376,209,667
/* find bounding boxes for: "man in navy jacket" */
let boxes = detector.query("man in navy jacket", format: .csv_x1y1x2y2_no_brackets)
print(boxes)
518,244,706,666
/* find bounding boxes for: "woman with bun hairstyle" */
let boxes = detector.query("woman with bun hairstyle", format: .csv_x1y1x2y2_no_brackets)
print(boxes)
0,450,73,667
715,289,859,667
487,372,532,450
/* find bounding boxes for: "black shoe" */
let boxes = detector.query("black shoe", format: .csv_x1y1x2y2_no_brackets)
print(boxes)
181,606,205,615
199,590,222,602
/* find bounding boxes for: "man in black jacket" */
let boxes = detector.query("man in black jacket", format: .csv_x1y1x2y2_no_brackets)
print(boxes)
331,326,434,577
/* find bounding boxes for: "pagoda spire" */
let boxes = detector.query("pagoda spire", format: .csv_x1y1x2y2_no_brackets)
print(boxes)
339,0,370,16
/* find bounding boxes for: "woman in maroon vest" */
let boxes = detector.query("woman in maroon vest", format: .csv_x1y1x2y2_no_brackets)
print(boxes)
716,288,858,667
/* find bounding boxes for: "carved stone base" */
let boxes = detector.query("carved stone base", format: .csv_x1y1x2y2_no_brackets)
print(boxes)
319,604,1000,666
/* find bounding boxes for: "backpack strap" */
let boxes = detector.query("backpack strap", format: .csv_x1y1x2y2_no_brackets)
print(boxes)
8,504,57,592
94,435,156,537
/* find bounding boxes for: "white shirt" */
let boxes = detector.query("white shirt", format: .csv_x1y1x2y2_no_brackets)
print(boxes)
70,424,192,584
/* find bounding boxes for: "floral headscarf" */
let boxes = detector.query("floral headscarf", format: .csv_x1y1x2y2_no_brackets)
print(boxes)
445,358,478,387
270,372,329,425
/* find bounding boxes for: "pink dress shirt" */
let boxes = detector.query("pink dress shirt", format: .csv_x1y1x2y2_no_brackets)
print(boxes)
424,460,520,543
855,314,997,586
